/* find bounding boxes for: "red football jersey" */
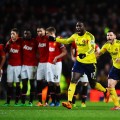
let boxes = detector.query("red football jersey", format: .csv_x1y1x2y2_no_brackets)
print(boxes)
36,36,49,63
0,44,5,64
5,38,22,66
48,42,65,63
22,38,38,66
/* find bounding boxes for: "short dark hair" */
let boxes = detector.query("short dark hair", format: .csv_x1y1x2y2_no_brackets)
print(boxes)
107,30,116,35
37,26,45,30
46,27,56,34
11,28,19,34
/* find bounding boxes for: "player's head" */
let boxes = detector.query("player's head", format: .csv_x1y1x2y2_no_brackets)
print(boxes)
76,17,86,35
106,31,116,43
11,28,19,41
37,27,45,37
23,28,32,40
46,27,56,37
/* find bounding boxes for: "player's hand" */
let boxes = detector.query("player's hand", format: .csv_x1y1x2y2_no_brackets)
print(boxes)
53,57,58,64
48,36,56,42
78,54,86,59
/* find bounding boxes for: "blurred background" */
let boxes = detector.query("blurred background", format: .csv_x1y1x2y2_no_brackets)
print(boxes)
0,0,120,101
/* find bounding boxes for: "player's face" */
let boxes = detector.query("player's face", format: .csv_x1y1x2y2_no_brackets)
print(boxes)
37,28,45,36
11,31,18,41
46,31,52,36
46,31,55,37
76,22,85,35
24,31,31,40
107,32,116,43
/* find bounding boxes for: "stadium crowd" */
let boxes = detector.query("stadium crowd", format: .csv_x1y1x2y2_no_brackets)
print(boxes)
0,0,120,108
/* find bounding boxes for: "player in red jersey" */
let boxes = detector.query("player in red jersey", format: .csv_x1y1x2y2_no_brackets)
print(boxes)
3,28,22,106
46,27,67,106
19,28,38,106
0,42,6,96
36,27,49,106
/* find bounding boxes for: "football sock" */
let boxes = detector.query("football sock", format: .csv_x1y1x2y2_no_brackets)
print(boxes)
50,85,55,103
56,85,60,102
15,85,21,104
81,86,87,103
68,82,76,102
7,86,13,104
29,80,35,103
37,81,43,103
95,82,106,92
21,79,28,104
109,88,119,106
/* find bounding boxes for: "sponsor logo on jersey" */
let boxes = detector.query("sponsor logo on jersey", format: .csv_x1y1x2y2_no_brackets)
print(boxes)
38,43,46,47
49,47,55,52
10,48,19,53
23,45,32,50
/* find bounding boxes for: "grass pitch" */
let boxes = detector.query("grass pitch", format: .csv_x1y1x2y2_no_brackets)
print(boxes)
0,100,120,120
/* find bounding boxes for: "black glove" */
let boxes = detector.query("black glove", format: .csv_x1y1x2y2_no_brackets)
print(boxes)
78,54,86,59
48,36,56,42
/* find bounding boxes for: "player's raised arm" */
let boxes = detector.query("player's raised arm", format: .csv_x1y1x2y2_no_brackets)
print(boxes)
56,35,74,44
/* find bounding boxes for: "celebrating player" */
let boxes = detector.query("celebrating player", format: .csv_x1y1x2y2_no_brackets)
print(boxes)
96,31,120,110
53,18,110,109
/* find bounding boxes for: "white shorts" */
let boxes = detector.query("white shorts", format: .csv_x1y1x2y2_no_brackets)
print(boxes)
78,73,89,83
0,70,3,82
7,65,21,83
47,62,62,83
37,63,47,80
21,65,37,80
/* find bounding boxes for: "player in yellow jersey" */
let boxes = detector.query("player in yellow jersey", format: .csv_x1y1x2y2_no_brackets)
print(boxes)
50,19,110,109
96,31,120,110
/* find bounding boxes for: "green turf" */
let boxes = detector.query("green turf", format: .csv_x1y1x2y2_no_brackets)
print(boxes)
0,100,119,120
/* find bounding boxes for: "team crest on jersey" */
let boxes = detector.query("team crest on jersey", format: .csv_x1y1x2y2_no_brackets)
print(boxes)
53,42,56,46
82,40,86,43
115,48,118,51
82,40,89,44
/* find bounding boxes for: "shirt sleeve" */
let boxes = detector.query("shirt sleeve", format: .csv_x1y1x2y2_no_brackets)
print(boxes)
56,35,75,44
100,43,108,54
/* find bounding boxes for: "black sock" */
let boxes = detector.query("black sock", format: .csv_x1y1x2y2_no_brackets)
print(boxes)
37,81,43,103
6,85,13,104
29,80,35,103
15,84,21,104
21,79,28,104
81,86,88,103
21,94,26,104
56,86,60,103
50,84,55,103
